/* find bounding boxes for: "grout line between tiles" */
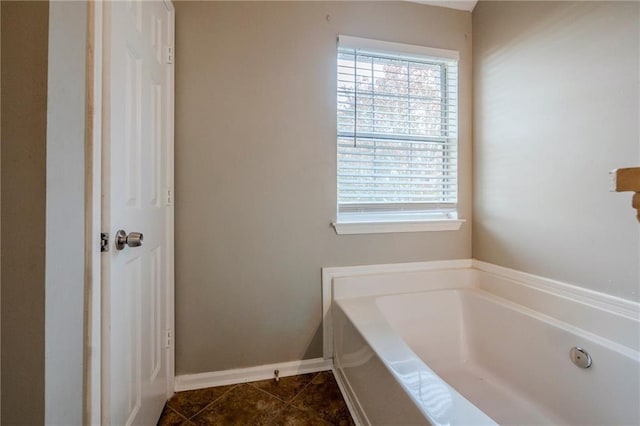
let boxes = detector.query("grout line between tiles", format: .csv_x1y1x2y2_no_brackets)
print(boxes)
247,371,320,404
165,405,191,424
234,382,291,425
185,383,239,420
250,372,322,425
288,371,321,411
166,371,350,425
247,382,291,404
289,371,354,425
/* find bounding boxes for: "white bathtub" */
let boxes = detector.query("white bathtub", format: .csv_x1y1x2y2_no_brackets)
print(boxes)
326,261,640,425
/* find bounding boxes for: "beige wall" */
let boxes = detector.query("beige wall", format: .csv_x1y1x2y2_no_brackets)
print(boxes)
473,2,640,301
1,1,49,423
175,1,472,374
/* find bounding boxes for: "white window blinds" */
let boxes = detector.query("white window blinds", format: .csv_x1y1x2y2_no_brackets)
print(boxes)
337,36,459,222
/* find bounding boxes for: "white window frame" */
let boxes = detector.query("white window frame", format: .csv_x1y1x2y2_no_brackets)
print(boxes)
333,36,464,235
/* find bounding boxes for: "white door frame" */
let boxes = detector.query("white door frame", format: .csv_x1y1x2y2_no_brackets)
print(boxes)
84,1,175,424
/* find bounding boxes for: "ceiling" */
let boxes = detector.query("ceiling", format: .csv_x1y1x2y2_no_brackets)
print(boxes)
411,0,478,12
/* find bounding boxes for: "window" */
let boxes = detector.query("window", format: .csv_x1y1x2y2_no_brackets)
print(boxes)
335,36,462,234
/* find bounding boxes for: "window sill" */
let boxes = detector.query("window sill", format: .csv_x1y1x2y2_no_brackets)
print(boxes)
332,219,465,235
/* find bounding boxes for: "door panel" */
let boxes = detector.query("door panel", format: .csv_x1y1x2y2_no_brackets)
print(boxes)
103,1,172,425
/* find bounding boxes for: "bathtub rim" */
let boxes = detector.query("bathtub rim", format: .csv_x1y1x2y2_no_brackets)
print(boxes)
322,259,640,360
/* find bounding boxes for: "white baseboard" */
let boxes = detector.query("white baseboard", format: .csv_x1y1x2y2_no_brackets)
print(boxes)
175,357,333,392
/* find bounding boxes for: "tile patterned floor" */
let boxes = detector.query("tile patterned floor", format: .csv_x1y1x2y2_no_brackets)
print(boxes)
158,371,355,425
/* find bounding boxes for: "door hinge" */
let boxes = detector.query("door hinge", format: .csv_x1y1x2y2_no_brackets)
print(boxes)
100,233,109,252
166,46,174,64
166,188,174,206
164,329,173,348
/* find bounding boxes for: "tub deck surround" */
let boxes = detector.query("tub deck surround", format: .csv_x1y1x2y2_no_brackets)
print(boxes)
323,260,640,425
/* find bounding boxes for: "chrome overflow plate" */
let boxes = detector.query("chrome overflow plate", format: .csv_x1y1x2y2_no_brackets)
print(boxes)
115,230,144,250
570,347,592,368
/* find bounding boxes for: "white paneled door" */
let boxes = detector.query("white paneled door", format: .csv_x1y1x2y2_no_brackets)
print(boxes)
102,1,174,425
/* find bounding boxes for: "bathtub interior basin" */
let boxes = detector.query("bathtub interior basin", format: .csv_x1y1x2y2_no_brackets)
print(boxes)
334,287,640,426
